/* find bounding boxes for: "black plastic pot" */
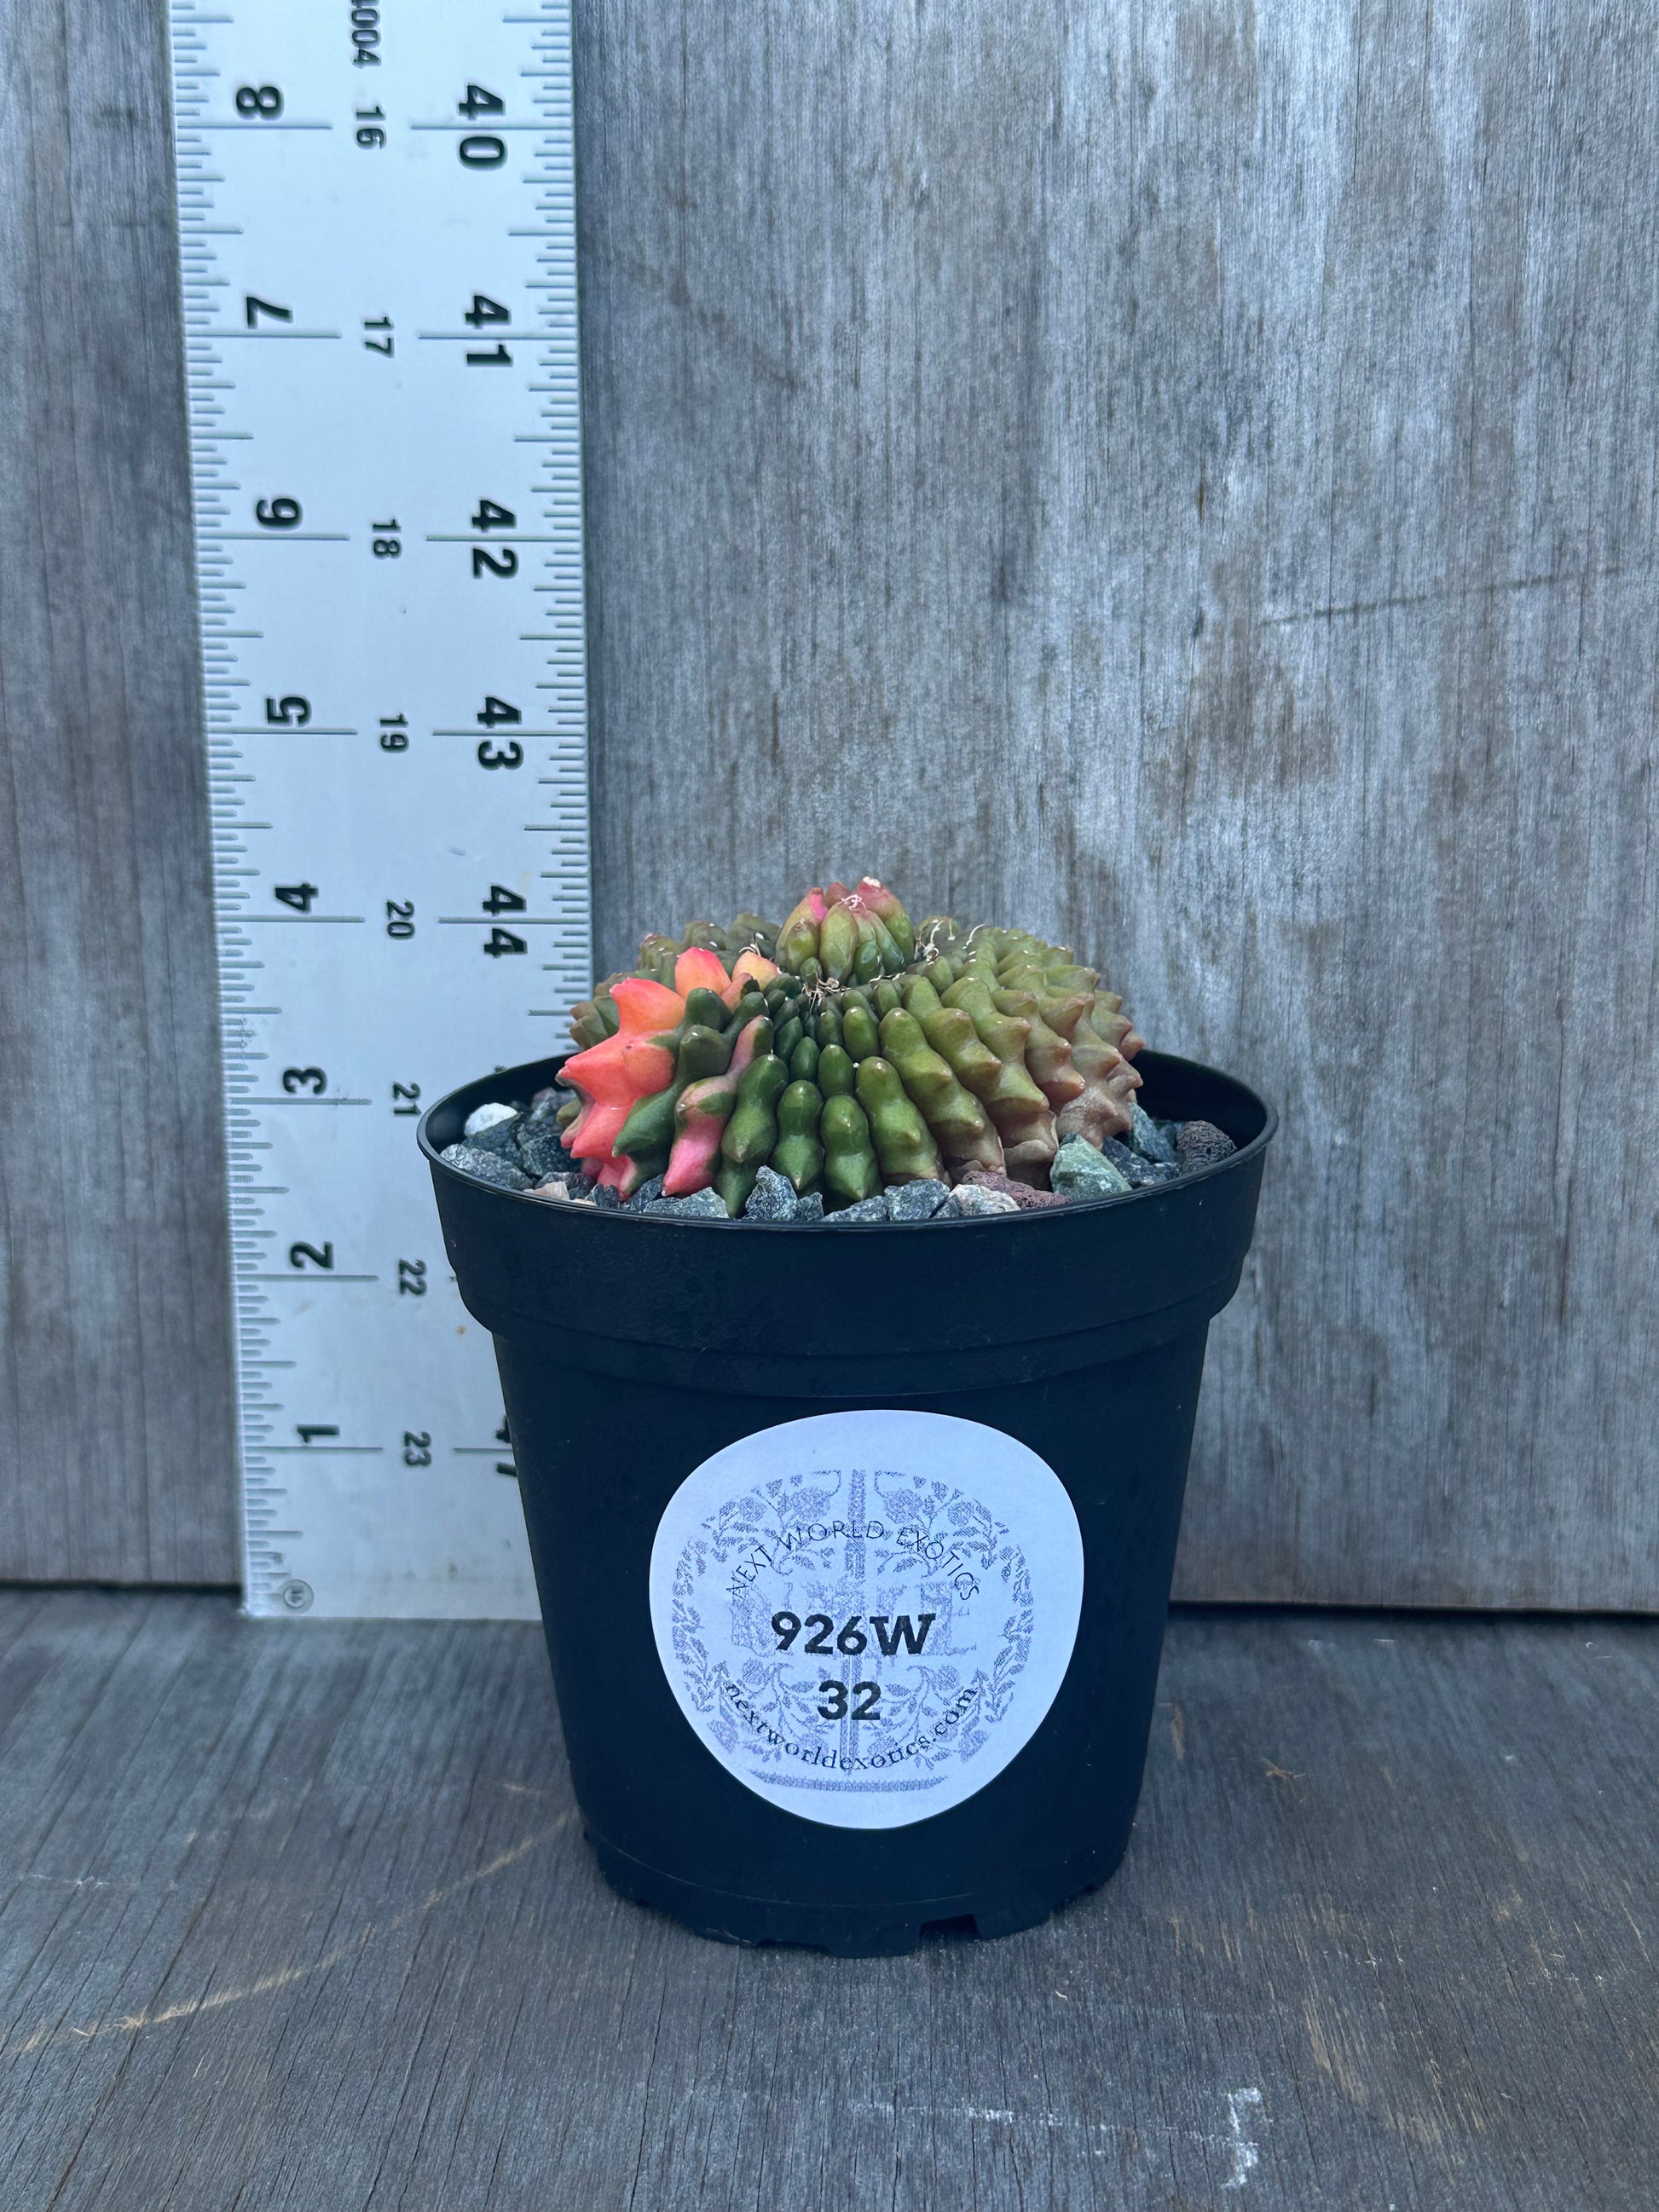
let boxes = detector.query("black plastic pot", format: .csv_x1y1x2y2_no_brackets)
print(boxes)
422,1048,1274,1955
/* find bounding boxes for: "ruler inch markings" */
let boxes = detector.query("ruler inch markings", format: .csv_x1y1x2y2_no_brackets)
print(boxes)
171,0,590,1623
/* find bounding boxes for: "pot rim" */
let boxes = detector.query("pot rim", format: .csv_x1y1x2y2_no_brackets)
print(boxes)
418,1045,1276,1231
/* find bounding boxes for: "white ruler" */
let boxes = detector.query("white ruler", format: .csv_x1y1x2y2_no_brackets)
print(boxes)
169,0,590,1618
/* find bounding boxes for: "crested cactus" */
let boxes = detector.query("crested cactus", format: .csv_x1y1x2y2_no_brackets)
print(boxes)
560,879,1146,1213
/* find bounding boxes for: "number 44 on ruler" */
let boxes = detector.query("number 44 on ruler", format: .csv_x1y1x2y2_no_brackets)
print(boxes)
170,0,592,1617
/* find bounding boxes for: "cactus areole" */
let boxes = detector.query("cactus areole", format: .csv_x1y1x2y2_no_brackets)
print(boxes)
421,878,1275,1956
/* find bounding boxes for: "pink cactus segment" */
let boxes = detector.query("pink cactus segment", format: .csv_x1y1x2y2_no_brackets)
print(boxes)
661,1014,766,1195
853,876,905,925
564,974,686,1163
658,1082,728,1195
673,946,730,1000
568,1095,644,1165
779,887,829,935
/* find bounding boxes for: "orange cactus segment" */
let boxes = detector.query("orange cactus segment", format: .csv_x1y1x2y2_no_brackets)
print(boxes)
616,1038,677,1093
610,974,686,1032
727,948,779,1001
673,946,730,999
561,1037,628,1106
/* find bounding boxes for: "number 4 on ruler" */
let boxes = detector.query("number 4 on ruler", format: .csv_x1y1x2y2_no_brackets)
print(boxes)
171,0,591,1619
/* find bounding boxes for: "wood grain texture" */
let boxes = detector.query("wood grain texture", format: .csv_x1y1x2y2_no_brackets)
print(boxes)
574,0,1659,1608
4,0,1657,1603
0,0,238,1580
3,1590,1656,2209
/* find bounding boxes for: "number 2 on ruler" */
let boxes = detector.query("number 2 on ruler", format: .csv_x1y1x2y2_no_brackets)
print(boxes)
171,0,592,1618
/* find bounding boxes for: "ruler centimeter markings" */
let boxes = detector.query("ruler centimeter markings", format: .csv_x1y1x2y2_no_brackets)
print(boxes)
170,0,589,1618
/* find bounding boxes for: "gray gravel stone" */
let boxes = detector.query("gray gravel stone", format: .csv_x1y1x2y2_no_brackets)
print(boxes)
825,1195,890,1224
1128,1100,1178,1164
440,1142,532,1192
625,1175,667,1211
462,1112,525,1158
794,1193,825,1222
1132,1158,1180,1187
464,1100,518,1139
1176,1119,1237,1171
887,1178,951,1222
516,1124,577,1180
1050,1135,1132,1198
646,1187,729,1219
589,1182,623,1210
948,1183,1021,1217
1100,1134,1179,1189
743,1166,799,1222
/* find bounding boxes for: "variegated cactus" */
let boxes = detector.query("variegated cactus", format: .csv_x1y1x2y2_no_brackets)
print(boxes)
561,881,1144,1213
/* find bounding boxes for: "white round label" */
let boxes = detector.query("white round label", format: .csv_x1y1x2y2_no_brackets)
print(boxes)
649,1409,1084,1829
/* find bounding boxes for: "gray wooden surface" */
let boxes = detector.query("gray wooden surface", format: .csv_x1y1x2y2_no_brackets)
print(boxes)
3,1590,1656,2209
5,0,1659,1603
0,0,238,1581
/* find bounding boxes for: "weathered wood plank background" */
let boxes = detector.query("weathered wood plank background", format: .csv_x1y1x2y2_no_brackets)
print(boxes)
3,0,1656,1603
0,0,236,1580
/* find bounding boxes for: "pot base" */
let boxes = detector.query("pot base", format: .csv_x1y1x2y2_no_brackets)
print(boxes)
587,1828,1126,1955
425,1048,1275,1955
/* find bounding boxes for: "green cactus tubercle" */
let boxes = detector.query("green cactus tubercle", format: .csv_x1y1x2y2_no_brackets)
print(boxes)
559,881,1146,1210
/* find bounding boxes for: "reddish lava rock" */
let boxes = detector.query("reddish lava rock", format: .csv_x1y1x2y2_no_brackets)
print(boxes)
958,1168,1068,1211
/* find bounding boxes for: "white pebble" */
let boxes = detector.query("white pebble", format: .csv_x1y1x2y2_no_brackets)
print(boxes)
465,1100,518,1137
949,1185,1021,1217
529,1177,572,1203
